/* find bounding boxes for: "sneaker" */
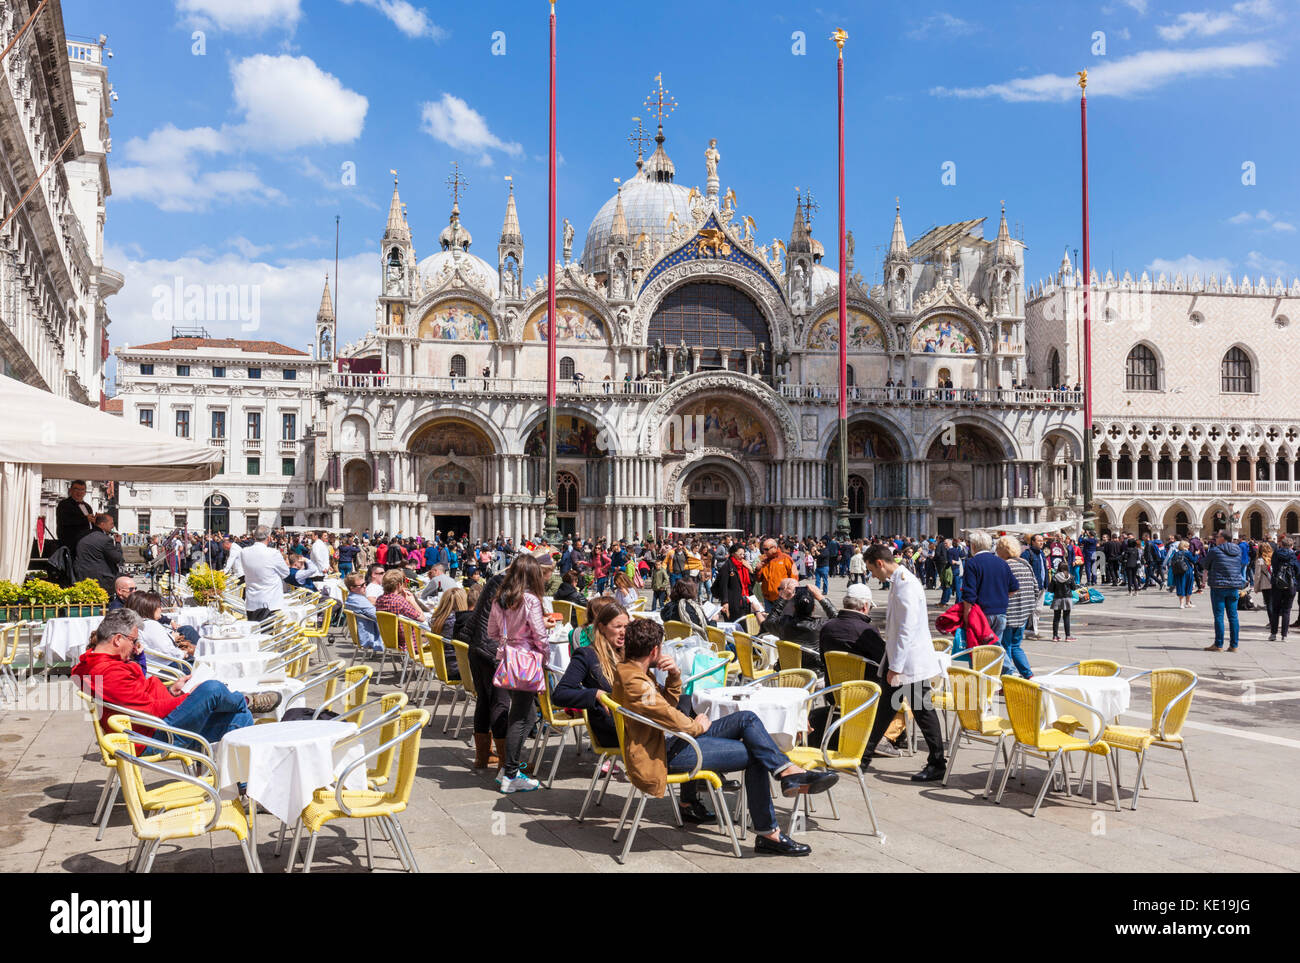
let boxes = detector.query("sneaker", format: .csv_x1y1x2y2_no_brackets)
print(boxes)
1268,634,1277,642
1052,636,1061,642
872,739,901,758
245,691,283,714
500,773,540,794
1065,636,1077,642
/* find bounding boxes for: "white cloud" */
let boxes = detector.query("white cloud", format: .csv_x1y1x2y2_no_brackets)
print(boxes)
907,13,977,40
230,55,368,150
420,94,523,165
1227,209,1296,232
932,43,1275,101
113,56,367,212
1245,250,1294,275
1157,0,1275,41
112,124,283,212
1146,255,1235,277
338,0,446,39
176,0,301,33
106,245,380,354
1123,0,1149,13
228,236,273,258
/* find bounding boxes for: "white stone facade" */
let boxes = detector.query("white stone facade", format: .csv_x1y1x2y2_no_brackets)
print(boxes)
307,128,1085,541
112,339,318,535
1026,260,1300,539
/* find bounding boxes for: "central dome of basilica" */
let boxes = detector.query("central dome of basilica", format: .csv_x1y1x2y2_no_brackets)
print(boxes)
580,132,694,277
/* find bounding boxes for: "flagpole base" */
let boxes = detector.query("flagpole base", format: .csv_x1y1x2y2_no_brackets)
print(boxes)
835,498,851,540
542,492,560,546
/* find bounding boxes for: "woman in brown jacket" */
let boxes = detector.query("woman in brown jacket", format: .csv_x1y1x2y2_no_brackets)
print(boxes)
610,619,837,856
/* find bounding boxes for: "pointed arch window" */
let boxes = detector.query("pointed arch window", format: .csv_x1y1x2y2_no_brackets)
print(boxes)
1221,347,1252,393
557,471,579,514
1125,344,1158,391
1048,348,1061,387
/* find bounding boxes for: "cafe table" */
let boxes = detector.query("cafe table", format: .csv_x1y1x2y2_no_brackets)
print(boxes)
692,685,810,752
1036,673,1131,739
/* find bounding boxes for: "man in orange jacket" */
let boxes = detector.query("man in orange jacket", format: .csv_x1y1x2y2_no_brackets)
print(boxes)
756,538,796,610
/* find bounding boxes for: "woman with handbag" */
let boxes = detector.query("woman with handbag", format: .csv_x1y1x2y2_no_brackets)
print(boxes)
487,553,558,793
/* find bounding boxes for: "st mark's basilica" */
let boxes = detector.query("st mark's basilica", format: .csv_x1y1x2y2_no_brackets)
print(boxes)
306,81,1085,541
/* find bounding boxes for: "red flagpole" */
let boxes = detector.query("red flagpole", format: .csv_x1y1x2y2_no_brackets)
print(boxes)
547,3,557,411
833,29,850,538
542,2,560,543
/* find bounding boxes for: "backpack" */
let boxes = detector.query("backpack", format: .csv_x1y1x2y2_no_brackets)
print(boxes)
1170,552,1189,578
1273,559,1297,595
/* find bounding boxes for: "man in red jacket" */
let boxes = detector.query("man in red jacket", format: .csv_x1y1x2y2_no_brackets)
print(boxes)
73,609,277,746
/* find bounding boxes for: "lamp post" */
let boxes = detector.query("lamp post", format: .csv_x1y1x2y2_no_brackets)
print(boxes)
542,1,561,545
833,28,851,540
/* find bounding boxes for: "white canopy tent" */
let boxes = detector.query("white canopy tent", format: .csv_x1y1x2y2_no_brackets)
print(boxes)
0,375,223,581
963,516,1081,538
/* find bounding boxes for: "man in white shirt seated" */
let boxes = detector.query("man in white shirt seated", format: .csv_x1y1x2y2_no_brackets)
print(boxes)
862,543,947,782
240,525,290,623
342,573,382,653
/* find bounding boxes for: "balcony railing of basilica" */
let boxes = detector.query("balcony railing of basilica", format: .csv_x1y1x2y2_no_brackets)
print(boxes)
324,371,1084,410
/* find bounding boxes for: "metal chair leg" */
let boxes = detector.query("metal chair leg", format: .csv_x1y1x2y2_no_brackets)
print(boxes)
943,735,962,787
286,819,304,872
613,788,637,841
303,832,318,873
617,794,648,864
1030,753,1061,817
95,781,120,841
92,770,116,826
239,838,257,873
856,768,881,836
364,818,374,870
140,839,160,873
545,729,567,788
577,762,603,821
1180,744,1198,801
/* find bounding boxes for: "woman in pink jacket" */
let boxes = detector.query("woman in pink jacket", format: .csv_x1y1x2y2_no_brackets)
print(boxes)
487,553,552,793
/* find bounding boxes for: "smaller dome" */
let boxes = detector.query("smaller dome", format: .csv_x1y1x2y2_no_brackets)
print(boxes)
418,249,499,296
810,237,825,259
810,264,839,302
439,203,473,252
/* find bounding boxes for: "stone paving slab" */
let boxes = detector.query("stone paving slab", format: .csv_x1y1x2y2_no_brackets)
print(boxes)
2,581,1296,873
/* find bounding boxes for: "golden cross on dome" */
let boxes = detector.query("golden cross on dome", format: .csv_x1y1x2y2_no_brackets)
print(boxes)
446,162,468,207
644,73,677,131
628,115,651,165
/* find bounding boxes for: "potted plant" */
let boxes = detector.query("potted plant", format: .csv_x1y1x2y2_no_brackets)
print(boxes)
186,564,227,605
0,580,21,622
19,577,65,621
63,579,109,618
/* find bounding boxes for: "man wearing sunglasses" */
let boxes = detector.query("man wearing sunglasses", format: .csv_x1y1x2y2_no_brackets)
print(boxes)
73,609,280,746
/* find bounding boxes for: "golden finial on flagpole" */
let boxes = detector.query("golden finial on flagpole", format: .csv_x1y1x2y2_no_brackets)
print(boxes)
832,28,848,54
1077,69,1088,91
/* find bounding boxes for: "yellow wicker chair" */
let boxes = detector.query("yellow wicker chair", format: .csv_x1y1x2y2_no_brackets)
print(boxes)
783,681,883,837
106,730,254,873
343,610,366,664
575,705,623,821
374,610,409,684
932,637,953,654
705,625,730,652
731,631,774,682
0,621,24,700
414,628,465,733
398,615,428,695
740,614,762,636
551,599,575,624
1099,668,1198,810
311,692,408,793
449,639,478,739
824,650,874,686
572,604,589,628
776,639,809,672
1049,660,1123,734
748,668,817,691
288,708,430,873
994,676,1119,815
322,664,373,726
942,667,1014,798
597,693,741,864
628,597,648,612
298,598,337,661
531,667,587,788
964,644,1006,676
662,619,696,641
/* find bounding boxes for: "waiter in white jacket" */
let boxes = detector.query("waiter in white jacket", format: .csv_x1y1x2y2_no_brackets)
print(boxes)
241,526,290,623
863,543,947,782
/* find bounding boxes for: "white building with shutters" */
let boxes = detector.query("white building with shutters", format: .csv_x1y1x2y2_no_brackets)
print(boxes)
1026,257,1300,540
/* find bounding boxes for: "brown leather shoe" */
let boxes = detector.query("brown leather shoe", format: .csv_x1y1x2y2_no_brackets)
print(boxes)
473,732,494,768
491,736,506,771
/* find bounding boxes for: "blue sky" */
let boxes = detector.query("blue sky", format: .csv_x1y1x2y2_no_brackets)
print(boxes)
65,0,1298,375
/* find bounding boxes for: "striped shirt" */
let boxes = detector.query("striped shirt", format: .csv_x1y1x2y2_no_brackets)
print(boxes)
1004,557,1038,629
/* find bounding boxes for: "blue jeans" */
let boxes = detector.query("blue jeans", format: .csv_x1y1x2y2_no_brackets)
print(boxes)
1210,587,1240,649
162,680,254,749
666,710,790,835
669,573,682,590
954,613,1006,660
999,625,1033,678
814,567,830,594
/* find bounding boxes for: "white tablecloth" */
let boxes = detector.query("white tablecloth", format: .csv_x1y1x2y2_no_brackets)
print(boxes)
195,634,264,658
547,641,571,674
180,667,304,721
215,720,366,824
1038,674,1131,739
170,606,218,630
40,616,103,663
632,610,662,623
692,686,810,752
194,650,274,684
198,619,256,639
